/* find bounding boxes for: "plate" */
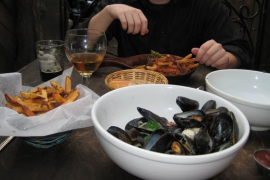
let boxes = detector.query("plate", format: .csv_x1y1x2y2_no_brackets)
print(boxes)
101,54,196,84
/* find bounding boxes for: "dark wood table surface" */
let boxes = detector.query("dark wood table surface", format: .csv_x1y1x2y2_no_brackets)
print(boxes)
0,59,269,180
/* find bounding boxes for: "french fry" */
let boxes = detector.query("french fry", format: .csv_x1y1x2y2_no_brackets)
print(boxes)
176,58,197,64
146,64,158,71
136,53,199,76
184,54,193,59
50,81,64,92
62,89,80,105
27,104,49,112
47,101,61,110
41,89,48,102
186,63,200,69
52,92,65,103
6,103,23,114
5,76,79,117
65,76,72,93
5,94,19,105
28,87,39,93
134,65,146,69
21,106,36,116
45,86,56,96
20,91,45,100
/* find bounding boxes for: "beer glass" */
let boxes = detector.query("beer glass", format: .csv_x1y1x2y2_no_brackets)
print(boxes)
36,40,65,82
64,29,107,87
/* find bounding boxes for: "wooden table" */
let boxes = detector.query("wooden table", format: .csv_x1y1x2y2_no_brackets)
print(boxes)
0,59,269,180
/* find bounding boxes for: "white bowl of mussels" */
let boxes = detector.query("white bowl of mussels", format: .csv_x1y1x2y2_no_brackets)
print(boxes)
205,69,270,131
91,84,250,180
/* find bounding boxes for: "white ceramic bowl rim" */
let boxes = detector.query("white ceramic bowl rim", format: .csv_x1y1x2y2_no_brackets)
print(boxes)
92,84,250,165
205,69,270,110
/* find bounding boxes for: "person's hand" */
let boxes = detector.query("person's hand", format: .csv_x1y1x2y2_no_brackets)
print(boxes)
191,40,240,69
106,4,149,35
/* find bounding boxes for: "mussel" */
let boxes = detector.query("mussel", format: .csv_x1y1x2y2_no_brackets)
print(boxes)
107,96,239,156
173,110,205,128
107,126,132,144
176,96,199,112
210,112,234,148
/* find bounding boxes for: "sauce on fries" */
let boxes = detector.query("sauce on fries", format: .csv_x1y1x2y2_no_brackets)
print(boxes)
135,52,199,76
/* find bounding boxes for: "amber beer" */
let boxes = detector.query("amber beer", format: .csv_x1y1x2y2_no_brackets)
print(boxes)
69,53,103,77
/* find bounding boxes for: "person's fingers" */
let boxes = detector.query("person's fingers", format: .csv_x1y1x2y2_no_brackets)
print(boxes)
213,56,229,69
196,40,215,64
108,5,148,35
201,46,219,64
195,40,215,64
131,12,143,34
204,48,226,66
138,12,148,35
126,9,148,35
192,40,231,69
191,48,199,56
124,12,135,34
118,13,128,31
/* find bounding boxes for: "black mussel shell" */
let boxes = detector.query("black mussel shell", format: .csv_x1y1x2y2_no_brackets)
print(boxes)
176,96,199,112
217,106,229,114
173,110,205,128
195,126,214,154
137,107,169,130
201,100,216,113
125,117,150,132
210,112,233,148
144,129,172,153
180,135,197,155
108,126,132,144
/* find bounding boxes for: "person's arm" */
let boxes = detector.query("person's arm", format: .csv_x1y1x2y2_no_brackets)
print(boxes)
88,4,149,35
191,0,252,69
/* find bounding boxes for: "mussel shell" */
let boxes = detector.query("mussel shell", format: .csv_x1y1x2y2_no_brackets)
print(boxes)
125,117,151,132
108,126,132,144
136,131,152,147
203,109,221,128
173,110,205,128
201,100,216,113
195,126,214,154
176,96,199,112
213,141,232,152
125,127,140,142
137,107,169,130
171,128,185,141
180,135,197,155
210,112,233,148
229,111,239,145
144,129,172,153
217,106,229,114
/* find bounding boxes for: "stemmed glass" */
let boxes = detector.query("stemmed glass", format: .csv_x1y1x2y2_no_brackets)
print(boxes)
64,29,107,87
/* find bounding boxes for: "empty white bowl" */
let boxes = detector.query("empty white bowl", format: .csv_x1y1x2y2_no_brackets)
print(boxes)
91,84,250,180
205,69,270,131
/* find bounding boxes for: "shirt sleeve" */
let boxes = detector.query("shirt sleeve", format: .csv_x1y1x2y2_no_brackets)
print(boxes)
202,0,252,69
76,0,123,41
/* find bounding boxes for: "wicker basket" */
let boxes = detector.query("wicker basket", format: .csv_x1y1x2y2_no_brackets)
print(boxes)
105,69,168,90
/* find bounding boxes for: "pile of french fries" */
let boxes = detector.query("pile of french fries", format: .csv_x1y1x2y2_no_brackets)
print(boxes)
5,76,80,116
136,54,199,75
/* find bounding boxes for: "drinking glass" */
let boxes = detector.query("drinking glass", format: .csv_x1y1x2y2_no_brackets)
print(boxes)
36,40,65,82
64,29,107,87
